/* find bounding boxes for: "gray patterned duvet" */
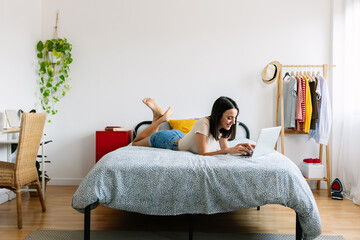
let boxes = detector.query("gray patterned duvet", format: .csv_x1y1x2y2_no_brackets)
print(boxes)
72,145,321,239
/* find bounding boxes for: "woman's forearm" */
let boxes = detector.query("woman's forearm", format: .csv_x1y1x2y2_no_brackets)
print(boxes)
198,148,230,156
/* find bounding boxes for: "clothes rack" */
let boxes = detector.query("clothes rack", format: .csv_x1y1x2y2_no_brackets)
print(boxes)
275,63,336,197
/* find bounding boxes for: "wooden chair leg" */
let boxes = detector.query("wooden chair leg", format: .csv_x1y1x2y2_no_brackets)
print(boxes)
35,179,46,212
15,188,22,229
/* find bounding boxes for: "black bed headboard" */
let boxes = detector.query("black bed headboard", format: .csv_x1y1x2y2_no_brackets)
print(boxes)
133,121,250,140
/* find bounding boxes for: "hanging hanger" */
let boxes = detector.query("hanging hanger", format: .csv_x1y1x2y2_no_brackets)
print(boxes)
311,71,316,82
310,71,316,82
296,67,300,77
283,72,290,80
308,70,314,82
303,69,310,82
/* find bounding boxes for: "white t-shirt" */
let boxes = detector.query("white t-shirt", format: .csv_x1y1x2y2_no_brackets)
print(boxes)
178,117,218,154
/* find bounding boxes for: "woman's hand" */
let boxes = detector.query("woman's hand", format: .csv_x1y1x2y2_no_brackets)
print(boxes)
227,143,255,155
196,133,255,156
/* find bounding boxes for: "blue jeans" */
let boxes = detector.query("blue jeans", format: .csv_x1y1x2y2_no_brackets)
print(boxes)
149,130,185,150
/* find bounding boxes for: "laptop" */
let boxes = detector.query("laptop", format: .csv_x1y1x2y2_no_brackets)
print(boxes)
237,126,281,158
4,109,21,130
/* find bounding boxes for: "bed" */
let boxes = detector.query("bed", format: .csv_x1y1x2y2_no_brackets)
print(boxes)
71,121,322,240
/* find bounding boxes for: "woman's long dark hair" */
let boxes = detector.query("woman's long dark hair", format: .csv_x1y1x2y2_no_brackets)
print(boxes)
209,96,239,141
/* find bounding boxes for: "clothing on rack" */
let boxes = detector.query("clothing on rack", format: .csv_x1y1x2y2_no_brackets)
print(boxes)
280,72,330,138
303,75,313,133
308,74,332,145
278,75,297,128
295,76,305,131
309,80,319,129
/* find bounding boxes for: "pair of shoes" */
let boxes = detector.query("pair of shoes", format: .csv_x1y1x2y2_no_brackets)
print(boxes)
331,178,343,200
303,158,321,163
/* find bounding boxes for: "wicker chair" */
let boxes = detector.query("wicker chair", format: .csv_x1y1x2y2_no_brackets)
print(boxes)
0,113,47,229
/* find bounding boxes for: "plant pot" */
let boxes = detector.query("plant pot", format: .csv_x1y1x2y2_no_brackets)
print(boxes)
29,178,50,197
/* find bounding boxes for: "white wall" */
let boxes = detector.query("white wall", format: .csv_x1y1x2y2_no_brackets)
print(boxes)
0,0,42,156
0,0,41,111
2,0,332,186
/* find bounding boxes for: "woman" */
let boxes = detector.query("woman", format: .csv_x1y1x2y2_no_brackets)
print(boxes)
132,97,254,156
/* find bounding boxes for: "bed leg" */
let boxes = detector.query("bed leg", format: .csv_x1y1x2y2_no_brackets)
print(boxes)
189,215,193,240
84,205,91,240
296,212,302,240
257,206,260,211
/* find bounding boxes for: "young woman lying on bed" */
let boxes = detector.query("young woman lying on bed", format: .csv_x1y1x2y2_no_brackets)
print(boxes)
132,96,255,156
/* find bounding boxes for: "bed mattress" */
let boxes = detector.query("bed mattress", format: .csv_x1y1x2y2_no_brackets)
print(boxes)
72,144,321,239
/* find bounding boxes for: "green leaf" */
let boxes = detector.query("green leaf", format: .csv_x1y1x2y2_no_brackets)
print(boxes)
60,75,65,81
44,89,50,97
36,41,44,52
47,67,54,77
37,53,43,58
62,91,66,96
39,67,46,74
46,82,52,88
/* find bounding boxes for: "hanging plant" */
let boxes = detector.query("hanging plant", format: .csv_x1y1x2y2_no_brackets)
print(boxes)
36,38,73,120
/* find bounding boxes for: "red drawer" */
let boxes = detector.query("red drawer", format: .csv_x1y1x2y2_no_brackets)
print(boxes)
96,130,131,162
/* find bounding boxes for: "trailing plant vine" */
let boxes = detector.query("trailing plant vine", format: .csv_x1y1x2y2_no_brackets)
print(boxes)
36,38,73,120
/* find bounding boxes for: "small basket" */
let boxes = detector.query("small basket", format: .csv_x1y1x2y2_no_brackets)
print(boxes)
29,178,50,197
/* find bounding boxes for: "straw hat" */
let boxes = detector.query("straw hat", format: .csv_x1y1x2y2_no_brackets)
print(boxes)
261,61,281,84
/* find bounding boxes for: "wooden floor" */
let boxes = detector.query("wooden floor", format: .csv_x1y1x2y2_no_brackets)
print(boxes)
0,186,359,240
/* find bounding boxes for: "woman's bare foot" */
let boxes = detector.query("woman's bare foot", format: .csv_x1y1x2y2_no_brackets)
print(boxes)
142,98,164,121
159,107,173,122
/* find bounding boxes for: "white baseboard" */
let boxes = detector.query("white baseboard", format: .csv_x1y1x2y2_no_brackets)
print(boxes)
47,178,83,186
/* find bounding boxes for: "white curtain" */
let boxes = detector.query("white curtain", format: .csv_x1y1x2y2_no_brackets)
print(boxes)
333,0,360,205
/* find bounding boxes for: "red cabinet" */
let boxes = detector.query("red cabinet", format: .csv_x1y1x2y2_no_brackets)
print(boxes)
96,130,131,162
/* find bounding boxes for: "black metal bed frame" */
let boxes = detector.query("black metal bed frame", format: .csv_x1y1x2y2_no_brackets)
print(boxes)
82,121,303,239
133,120,251,140
83,205,303,240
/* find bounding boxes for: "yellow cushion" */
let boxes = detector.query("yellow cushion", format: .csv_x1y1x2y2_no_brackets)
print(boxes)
169,119,197,134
